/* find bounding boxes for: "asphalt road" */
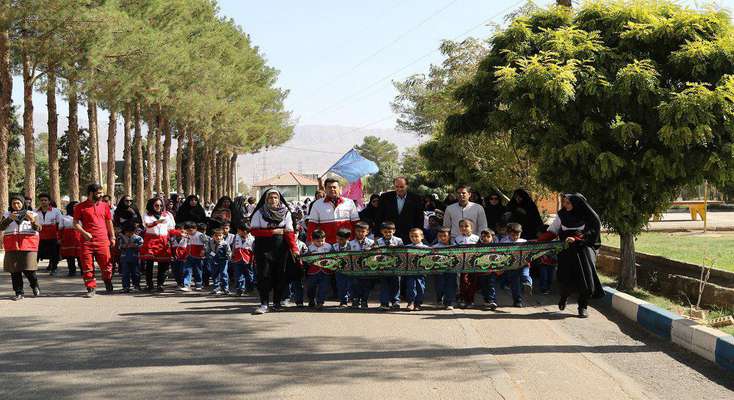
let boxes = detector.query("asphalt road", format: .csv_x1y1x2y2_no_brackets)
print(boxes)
1,266,732,400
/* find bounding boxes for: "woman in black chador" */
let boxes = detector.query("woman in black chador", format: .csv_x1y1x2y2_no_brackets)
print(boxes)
540,193,604,318
506,189,543,240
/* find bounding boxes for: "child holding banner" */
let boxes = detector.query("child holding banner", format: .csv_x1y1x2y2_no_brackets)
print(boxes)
432,227,456,310
404,228,429,311
350,221,375,309
306,229,332,310
376,222,403,311
455,219,480,308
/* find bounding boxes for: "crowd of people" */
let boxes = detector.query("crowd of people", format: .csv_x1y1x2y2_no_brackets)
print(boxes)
2,177,604,317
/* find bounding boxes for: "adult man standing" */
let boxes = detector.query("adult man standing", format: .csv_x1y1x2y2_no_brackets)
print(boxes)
443,185,488,237
73,183,116,297
376,177,424,242
36,193,62,275
307,178,359,243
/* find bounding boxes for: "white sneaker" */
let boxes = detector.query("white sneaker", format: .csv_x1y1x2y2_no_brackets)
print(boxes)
254,304,268,314
180,286,192,292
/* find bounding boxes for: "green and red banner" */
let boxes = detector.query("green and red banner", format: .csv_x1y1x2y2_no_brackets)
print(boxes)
300,241,565,276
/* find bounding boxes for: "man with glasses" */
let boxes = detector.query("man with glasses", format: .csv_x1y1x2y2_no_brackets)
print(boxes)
73,183,116,297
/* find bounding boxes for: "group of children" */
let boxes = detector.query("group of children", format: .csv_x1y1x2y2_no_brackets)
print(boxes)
295,218,539,312
116,221,255,296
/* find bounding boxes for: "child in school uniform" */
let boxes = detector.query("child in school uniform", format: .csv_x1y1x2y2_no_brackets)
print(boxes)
197,222,212,287
455,219,480,308
117,222,143,293
169,224,189,290
183,222,208,291
288,238,308,307
376,221,403,311
404,228,429,311
332,228,352,308
433,227,457,310
207,228,232,295
305,229,332,309
59,201,82,276
501,222,530,307
349,221,375,309
231,225,255,296
476,228,501,310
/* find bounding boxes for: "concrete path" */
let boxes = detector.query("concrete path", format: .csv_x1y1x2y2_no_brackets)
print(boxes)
645,211,734,231
1,268,732,400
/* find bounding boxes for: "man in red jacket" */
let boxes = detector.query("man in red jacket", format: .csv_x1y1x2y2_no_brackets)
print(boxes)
73,183,116,297
306,178,360,244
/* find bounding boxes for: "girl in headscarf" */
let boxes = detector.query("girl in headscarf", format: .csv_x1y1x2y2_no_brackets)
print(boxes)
211,196,233,223
539,193,604,318
358,193,381,236
175,195,206,224
59,201,82,276
140,197,176,292
113,195,143,230
484,191,507,232
230,195,249,232
250,188,300,314
1,195,42,300
506,189,543,240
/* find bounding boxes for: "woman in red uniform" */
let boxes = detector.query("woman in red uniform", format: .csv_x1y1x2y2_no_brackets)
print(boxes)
59,201,82,276
141,197,176,292
1,195,42,300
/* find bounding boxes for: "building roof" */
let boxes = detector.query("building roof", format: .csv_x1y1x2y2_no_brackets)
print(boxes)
253,172,319,188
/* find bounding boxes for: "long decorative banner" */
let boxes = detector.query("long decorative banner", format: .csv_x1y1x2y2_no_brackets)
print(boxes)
300,241,565,276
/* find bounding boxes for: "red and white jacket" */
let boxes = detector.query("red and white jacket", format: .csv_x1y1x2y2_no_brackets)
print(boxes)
250,208,299,255
169,233,190,261
36,207,62,241
142,212,176,237
59,215,81,258
231,233,254,264
306,197,359,243
2,210,40,251
187,231,209,259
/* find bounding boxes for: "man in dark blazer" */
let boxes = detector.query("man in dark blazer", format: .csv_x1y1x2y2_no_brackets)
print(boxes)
376,177,425,242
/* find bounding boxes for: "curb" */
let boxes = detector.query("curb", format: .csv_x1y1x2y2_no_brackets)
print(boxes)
602,286,734,372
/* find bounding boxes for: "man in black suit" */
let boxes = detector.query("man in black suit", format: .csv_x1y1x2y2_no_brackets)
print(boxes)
376,177,424,242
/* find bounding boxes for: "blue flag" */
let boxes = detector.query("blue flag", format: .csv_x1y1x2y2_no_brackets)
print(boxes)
327,149,379,182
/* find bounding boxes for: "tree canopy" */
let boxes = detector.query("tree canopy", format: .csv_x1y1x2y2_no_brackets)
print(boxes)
447,1,734,289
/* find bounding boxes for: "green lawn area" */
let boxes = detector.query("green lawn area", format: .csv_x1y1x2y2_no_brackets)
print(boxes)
602,232,734,272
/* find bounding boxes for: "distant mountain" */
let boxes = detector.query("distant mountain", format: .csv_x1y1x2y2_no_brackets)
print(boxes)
237,124,424,187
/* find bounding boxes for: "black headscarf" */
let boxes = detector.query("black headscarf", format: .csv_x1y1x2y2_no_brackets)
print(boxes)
484,191,506,230
176,195,206,224
214,196,233,211
230,195,249,231
65,201,79,216
145,197,164,219
359,193,381,235
252,188,290,224
113,195,142,227
506,189,543,239
559,193,601,249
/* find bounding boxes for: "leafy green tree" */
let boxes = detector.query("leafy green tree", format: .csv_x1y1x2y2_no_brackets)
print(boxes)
354,136,399,194
448,1,734,289
392,38,545,197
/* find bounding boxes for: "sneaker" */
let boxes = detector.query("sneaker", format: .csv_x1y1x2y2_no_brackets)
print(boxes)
377,303,389,311
104,281,114,293
85,288,96,298
522,283,533,298
558,296,567,311
578,308,589,318
156,286,165,293
308,301,316,308
457,301,466,309
194,286,202,291
445,305,454,311
513,300,524,308
351,301,360,309
180,286,192,292
339,302,349,308
360,301,369,309
390,302,401,310
414,304,422,311
32,286,41,297
11,293,23,301
222,289,231,296
254,304,268,314
487,302,498,311
122,288,131,294
296,303,305,308
236,289,244,297
405,303,414,311
210,289,223,295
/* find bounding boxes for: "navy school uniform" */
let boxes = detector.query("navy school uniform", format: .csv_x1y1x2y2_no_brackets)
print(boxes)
376,236,404,306
349,237,375,306
207,239,232,291
432,241,457,306
404,242,429,306
305,243,333,305
332,241,352,305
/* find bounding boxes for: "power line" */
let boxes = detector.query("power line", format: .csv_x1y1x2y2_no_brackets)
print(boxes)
304,0,525,121
305,0,461,98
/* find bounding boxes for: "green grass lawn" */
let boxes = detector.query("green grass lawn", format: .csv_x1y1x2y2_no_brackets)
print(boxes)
602,232,734,272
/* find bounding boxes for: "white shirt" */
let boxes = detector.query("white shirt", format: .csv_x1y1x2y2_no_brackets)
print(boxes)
376,236,403,247
443,201,488,237
143,212,176,236
349,237,375,251
454,234,480,245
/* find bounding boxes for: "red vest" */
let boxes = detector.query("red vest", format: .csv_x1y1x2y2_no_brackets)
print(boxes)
3,211,40,251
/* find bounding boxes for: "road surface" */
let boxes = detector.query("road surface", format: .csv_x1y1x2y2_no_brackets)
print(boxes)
1,266,732,400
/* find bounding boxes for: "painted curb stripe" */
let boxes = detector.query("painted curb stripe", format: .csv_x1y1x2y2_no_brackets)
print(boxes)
636,303,683,339
715,335,734,372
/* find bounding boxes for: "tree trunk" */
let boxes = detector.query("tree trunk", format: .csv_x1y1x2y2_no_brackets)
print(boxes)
230,153,237,197
145,113,155,200
67,83,80,200
618,232,637,290
22,50,36,205
87,100,100,184
176,125,184,195
0,28,10,212
161,116,171,197
154,112,162,196
203,145,212,204
47,69,60,207
123,105,132,196
187,128,195,195
106,111,117,203
196,144,204,201
133,103,145,211
212,150,219,201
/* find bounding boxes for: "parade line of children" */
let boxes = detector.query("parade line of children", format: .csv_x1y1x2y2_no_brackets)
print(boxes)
98,217,536,312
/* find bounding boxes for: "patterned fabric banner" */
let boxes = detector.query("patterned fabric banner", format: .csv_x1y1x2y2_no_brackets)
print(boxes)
300,241,565,276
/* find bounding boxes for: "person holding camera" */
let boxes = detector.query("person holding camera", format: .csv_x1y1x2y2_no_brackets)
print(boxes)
1,195,42,300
